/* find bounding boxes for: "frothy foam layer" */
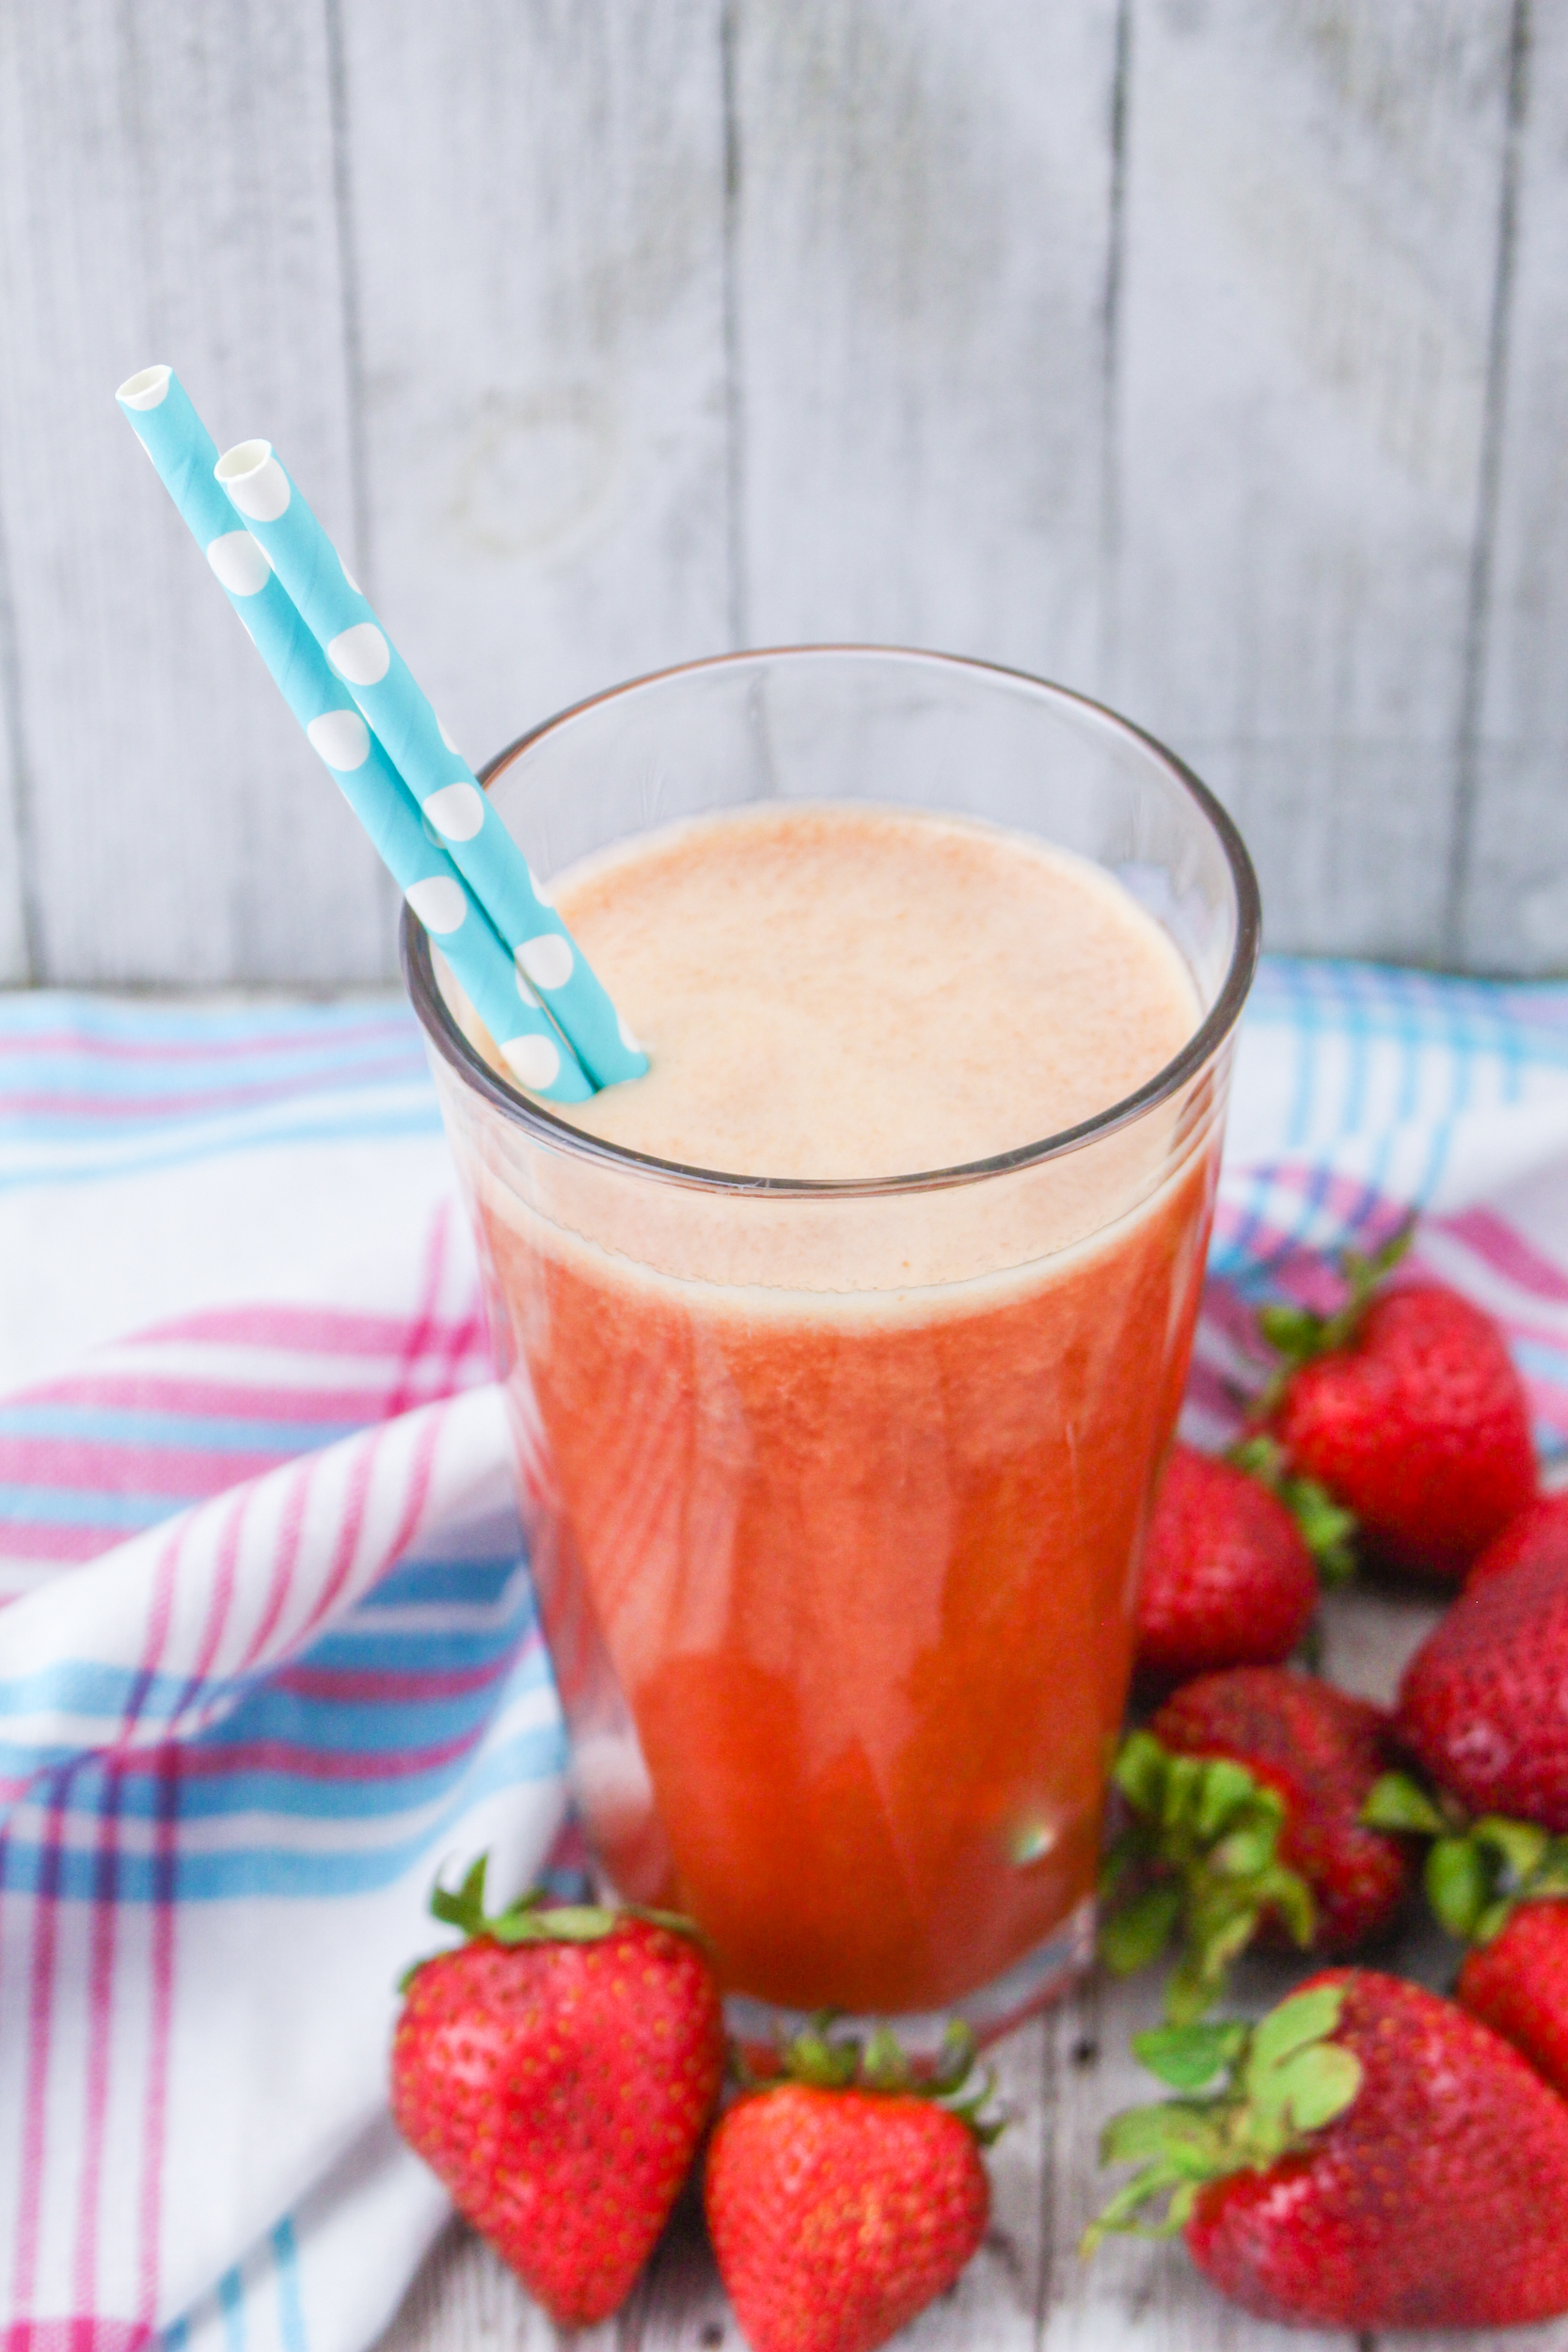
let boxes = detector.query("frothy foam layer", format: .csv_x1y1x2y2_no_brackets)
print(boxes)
549,804,1200,1181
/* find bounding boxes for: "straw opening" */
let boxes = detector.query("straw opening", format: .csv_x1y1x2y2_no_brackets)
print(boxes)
214,439,273,485
116,366,171,410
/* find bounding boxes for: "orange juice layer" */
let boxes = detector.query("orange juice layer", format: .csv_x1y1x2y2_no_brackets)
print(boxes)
473,805,1218,2014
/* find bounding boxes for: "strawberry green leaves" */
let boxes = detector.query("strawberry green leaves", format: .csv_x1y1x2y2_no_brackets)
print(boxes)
1253,1217,1416,1421
401,1854,700,1986
760,2013,1007,2147
1100,1732,1316,2023
1227,1435,1358,1587
1364,1773,1568,1944
1085,1985,1363,2249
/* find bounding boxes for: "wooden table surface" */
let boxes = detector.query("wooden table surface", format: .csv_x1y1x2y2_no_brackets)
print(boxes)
375,1583,1568,2352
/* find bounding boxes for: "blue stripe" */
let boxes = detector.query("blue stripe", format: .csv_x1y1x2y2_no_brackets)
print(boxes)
0,1104,444,1193
0,1406,367,1453
218,2264,246,2352
0,1486,183,1528
0,1723,567,1899
272,2217,310,2352
0,1041,424,1101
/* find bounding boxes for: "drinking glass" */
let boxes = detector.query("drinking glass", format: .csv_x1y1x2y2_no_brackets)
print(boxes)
403,647,1259,2048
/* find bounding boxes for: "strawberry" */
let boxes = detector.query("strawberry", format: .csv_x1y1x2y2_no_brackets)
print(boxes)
1466,1488,1568,1589
1101,1669,1411,2020
1088,1972,1568,2328
1363,1766,1568,2099
705,2018,997,2352
1134,1439,1353,1689
1260,1223,1536,1582
1396,1523,1568,1826
1459,1901,1568,2104
390,1859,725,2327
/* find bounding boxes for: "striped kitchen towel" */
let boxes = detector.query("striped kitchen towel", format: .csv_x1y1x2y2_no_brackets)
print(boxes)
2,961,1567,2352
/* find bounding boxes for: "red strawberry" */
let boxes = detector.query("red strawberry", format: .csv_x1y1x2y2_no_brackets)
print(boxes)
1361,1767,1568,2099
1089,1971,1568,2329
1397,1529,1568,1826
1101,1669,1412,2020
1460,1901,1568,2103
705,2020,995,2352
1261,1227,1536,1582
1134,1439,1352,1688
1466,1489,1568,1589
390,1860,725,2327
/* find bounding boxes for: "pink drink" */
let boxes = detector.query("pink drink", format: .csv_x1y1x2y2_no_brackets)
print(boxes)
455,802,1223,2016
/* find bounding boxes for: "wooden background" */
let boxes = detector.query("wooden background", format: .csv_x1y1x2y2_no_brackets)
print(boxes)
0,0,1564,988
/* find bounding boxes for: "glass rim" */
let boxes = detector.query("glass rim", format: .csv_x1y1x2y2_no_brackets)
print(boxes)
401,644,1261,1199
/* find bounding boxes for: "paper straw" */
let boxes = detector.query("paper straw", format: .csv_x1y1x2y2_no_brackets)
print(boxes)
115,367,590,1104
213,438,647,1094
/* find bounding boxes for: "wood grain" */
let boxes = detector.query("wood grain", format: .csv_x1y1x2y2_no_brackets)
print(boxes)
1109,0,1518,962
732,0,1122,692
1460,0,1568,976
0,0,396,984
0,507,30,978
337,0,733,782
0,2,1566,977
373,1580,1568,2352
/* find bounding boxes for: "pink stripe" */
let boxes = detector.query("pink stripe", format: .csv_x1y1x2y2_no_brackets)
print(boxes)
132,1541,183,2333
0,1525,134,1565
4,1381,191,2317
1434,1205,1568,1307
0,1017,412,1065
70,1777,122,2329
0,1720,488,1797
239,1454,312,1676
9,1372,469,1425
384,1206,451,1422
11,1796,64,2319
190,1491,247,1690
310,1427,386,1630
277,1657,512,1703
4,1059,419,1118
136,1755,178,2328
3,2322,151,2352
135,1303,481,1353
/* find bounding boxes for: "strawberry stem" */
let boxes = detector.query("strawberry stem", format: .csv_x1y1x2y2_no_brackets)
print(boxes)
1083,1984,1362,2251
1252,1214,1417,1416
1227,1435,1358,1586
1099,1732,1316,2023
398,1853,705,1988
1362,1773,1568,1943
763,2012,1008,2145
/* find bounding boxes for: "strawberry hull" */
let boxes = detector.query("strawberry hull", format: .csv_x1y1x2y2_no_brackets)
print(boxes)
1152,1670,1413,1951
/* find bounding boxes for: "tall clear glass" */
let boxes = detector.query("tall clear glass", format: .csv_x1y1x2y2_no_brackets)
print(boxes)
403,648,1259,2048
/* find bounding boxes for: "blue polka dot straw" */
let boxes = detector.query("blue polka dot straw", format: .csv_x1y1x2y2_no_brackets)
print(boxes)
115,368,590,1104
213,438,648,1094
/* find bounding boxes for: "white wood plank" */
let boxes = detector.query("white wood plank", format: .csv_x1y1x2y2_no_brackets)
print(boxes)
0,533,31,978
0,0,394,985
733,0,1123,691
1110,0,1517,962
337,0,732,784
1461,2,1568,976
